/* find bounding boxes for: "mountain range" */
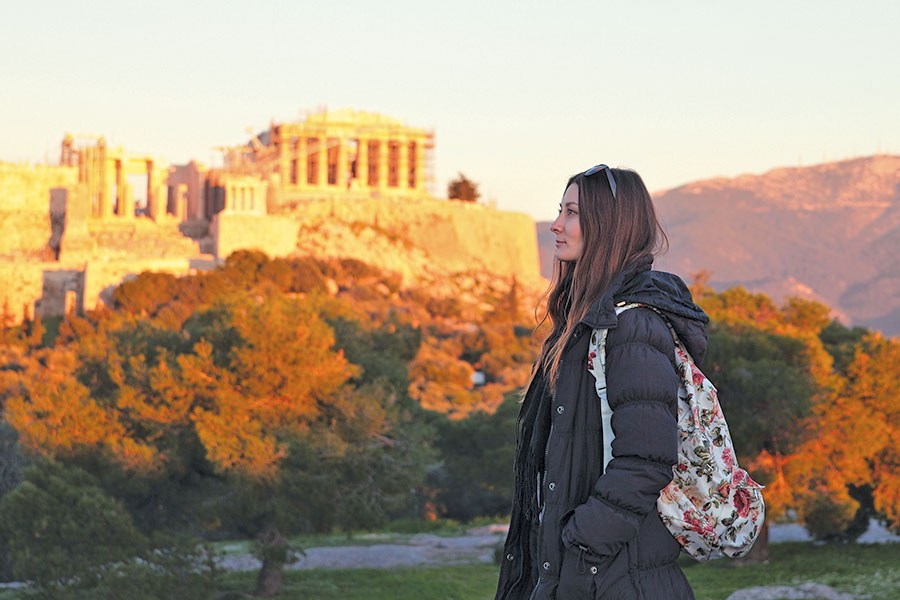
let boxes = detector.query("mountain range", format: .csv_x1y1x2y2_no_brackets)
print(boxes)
537,155,900,337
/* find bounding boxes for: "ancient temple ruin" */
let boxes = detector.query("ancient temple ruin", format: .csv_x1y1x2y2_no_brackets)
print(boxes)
55,109,434,224
216,108,435,211
60,134,173,221
2,108,542,326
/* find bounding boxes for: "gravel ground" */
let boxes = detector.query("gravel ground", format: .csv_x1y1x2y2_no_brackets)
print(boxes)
213,521,898,600
217,520,900,572
218,527,507,572
769,519,900,544
725,582,859,600
4,522,891,594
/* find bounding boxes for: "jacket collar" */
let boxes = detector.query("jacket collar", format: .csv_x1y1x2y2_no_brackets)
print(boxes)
579,256,654,330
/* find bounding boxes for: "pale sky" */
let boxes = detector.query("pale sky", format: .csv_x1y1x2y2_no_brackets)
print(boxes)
1,0,898,220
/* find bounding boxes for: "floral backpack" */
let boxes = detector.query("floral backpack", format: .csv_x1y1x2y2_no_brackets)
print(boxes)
589,303,765,561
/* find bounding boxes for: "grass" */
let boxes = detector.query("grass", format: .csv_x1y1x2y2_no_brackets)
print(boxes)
220,565,499,599
681,542,900,600
213,542,900,600
4,541,897,599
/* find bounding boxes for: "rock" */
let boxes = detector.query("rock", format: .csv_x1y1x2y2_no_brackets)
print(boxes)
726,582,858,600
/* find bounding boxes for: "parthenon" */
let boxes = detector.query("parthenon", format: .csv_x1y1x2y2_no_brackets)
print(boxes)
220,108,435,210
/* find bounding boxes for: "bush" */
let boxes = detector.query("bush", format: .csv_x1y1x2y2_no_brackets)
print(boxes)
801,495,861,542
339,257,381,279
288,256,328,293
0,458,144,586
0,422,25,582
0,459,219,598
427,395,518,521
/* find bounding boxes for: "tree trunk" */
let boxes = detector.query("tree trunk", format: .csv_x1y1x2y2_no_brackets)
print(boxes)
734,519,770,565
255,526,287,597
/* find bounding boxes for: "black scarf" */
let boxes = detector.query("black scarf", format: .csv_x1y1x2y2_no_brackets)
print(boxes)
514,364,554,520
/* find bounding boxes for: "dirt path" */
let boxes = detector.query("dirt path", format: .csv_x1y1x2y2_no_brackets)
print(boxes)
218,520,900,573
212,521,897,600
218,526,507,572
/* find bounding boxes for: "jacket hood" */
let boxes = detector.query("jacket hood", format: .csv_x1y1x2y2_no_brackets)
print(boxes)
580,255,710,364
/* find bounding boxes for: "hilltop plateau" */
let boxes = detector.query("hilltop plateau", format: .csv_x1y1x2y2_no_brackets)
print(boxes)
0,157,544,324
538,155,900,336
214,195,544,299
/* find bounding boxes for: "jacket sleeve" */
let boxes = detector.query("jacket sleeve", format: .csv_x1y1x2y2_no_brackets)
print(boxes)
560,307,679,557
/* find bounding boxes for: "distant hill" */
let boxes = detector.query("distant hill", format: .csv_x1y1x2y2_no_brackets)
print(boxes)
537,155,900,337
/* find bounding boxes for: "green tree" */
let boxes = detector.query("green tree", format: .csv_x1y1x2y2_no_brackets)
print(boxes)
0,421,26,582
4,289,434,596
0,458,218,598
427,394,519,520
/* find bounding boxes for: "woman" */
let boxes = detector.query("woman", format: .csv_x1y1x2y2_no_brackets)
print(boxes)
496,166,707,599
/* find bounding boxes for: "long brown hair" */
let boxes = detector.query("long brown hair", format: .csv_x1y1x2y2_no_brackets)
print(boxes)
530,167,668,389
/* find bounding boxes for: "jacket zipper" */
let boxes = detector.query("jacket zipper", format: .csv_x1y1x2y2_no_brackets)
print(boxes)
529,379,556,600
530,328,575,600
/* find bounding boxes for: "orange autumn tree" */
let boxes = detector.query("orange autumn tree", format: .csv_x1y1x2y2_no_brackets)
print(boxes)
786,332,900,538
3,292,364,595
691,280,839,514
692,276,900,540
6,294,353,473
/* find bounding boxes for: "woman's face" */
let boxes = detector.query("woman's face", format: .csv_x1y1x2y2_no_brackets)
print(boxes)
550,183,583,262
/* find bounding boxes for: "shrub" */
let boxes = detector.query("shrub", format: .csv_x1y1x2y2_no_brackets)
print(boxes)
0,459,219,598
288,256,327,293
0,422,25,582
801,494,861,542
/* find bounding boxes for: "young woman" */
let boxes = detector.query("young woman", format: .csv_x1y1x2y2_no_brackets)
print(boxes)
495,166,706,599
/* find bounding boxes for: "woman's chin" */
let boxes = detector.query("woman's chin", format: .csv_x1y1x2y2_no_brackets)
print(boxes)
555,249,576,263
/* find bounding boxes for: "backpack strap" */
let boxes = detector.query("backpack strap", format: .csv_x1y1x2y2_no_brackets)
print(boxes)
589,302,642,473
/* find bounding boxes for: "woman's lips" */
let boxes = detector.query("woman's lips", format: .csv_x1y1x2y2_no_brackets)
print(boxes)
555,240,565,246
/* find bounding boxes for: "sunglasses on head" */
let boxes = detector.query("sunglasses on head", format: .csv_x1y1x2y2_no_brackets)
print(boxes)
583,164,617,199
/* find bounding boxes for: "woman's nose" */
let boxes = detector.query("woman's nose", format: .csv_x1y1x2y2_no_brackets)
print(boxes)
550,216,562,234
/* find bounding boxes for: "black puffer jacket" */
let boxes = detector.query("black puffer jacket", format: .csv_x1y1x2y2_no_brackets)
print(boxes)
496,257,708,600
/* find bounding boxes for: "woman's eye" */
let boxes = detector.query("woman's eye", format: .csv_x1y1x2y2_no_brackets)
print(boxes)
567,209,577,216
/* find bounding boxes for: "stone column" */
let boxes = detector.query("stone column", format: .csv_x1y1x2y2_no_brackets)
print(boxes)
156,184,167,220
175,184,188,219
85,146,96,215
115,160,124,215
121,182,135,220
98,139,113,219
316,139,328,188
189,161,205,219
146,162,155,219
335,138,347,189
356,138,369,190
377,138,388,190
59,184,95,258
415,139,426,191
78,147,87,184
147,162,165,221
296,137,307,189
397,138,409,189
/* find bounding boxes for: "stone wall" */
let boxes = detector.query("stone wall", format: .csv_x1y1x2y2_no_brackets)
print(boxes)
0,257,203,323
214,196,541,283
0,162,78,256
0,263,46,321
212,213,303,259
82,258,197,311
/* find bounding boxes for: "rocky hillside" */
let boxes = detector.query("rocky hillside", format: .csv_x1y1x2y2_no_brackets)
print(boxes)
538,155,900,336
216,196,544,298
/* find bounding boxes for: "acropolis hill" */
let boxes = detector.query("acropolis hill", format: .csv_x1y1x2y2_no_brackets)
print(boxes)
0,109,541,323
